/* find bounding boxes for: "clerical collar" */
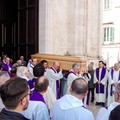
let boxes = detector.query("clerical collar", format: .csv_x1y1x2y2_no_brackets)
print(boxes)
30,64,34,68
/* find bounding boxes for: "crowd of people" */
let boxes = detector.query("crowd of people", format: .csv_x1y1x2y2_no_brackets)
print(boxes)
0,55,120,120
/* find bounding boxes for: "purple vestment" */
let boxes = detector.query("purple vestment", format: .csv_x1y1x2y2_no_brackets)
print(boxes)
27,78,37,89
2,63,12,72
64,71,76,79
30,90,45,103
50,67,60,99
96,67,106,94
110,69,120,96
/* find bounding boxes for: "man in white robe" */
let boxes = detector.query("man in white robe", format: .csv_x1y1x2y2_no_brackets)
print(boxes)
45,61,63,99
17,66,30,81
27,58,38,79
67,63,90,106
94,61,108,107
22,101,50,120
67,63,81,89
96,82,120,120
52,78,94,120
107,63,120,106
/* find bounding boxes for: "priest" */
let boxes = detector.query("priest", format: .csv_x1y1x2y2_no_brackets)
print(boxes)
94,61,108,107
107,63,120,106
45,61,63,99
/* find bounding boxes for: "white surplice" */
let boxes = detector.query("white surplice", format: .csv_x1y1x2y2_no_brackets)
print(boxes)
107,69,120,106
94,68,108,102
44,68,63,98
67,70,90,107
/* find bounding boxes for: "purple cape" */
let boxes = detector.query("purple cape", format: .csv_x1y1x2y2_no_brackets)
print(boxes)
30,90,45,103
27,78,37,89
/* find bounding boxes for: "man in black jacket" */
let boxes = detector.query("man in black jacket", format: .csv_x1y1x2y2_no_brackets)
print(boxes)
0,77,30,120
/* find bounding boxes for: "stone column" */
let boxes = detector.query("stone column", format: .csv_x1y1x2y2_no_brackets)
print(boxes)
38,0,47,53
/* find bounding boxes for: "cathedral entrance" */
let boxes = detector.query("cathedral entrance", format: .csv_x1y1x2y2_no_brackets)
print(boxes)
0,0,38,61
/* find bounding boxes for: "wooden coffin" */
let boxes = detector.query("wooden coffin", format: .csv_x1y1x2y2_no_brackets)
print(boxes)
31,53,86,71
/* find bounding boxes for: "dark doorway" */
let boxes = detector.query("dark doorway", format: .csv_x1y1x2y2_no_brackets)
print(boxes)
0,0,38,62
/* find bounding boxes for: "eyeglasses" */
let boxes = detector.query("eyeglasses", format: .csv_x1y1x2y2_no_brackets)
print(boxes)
21,91,32,101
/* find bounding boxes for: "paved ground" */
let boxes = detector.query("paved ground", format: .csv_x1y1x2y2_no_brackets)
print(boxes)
87,102,102,118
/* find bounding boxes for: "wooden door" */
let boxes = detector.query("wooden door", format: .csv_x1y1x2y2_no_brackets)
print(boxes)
18,0,38,60
0,0,18,61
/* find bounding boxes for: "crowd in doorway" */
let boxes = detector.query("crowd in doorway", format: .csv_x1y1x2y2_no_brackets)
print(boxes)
0,54,120,120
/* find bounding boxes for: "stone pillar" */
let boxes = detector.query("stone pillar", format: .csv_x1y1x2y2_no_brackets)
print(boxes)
38,0,102,61
38,0,47,53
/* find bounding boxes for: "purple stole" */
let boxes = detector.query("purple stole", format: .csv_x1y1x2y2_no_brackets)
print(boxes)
30,90,45,103
110,69,120,96
64,71,76,79
96,67,106,94
2,63,12,74
50,67,60,99
30,64,34,68
27,78,37,89
2,60,6,65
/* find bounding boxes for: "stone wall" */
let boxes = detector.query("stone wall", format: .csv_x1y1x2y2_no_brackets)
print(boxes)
38,0,102,60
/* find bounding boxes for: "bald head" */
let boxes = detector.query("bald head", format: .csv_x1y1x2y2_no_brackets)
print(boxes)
35,76,49,93
53,61,60,71
71,78,88,95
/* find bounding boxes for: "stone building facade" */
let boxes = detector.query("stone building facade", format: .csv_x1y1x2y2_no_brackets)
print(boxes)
38,0,102,62
102,0,120,67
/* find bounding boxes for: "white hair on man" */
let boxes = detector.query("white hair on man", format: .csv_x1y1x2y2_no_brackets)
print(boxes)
72,63,80,69
17,66,30,80
114,63,120,67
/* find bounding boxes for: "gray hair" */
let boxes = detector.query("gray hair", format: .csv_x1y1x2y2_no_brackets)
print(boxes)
17,66,28,77
72,63,80,69
114,63,120,67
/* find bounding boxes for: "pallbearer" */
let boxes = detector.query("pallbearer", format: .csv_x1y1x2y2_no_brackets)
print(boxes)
45,61,63,99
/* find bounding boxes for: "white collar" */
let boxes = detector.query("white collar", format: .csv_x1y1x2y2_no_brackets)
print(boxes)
108,102,120,113
59,94,83,110
20,76,29,81
30,64,34,68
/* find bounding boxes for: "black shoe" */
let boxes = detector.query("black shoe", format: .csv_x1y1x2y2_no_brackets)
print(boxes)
95,102,100,105
91,99,94,102
101,102,105,107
